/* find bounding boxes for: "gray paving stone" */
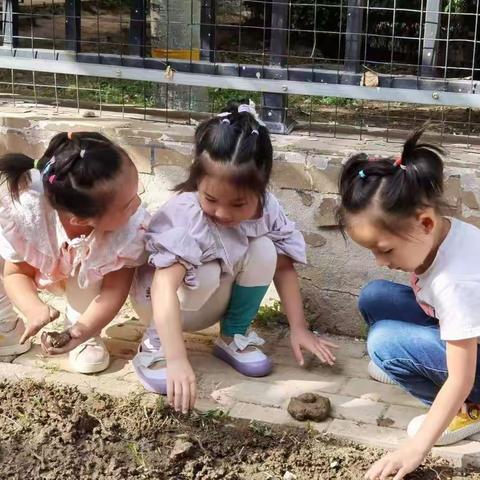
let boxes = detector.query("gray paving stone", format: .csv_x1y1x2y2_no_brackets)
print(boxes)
340,377,425,408
382,404,428,430
327,418,407,450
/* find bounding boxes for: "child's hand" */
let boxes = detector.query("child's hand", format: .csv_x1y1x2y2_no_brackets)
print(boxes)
167,357,196,413
41,324,89,355
20,304,60,344
365,443,426,479
290,326,338,366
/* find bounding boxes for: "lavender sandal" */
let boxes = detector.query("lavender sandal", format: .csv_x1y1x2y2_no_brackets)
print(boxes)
132,345,167,394
213,331,273,377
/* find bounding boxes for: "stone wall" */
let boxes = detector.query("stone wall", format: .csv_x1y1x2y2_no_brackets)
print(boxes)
1,110,480,337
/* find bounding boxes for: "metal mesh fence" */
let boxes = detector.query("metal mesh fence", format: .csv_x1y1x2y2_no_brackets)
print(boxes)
1,0,480,145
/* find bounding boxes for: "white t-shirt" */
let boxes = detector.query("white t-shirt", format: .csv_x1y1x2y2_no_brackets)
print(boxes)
412,218,480,341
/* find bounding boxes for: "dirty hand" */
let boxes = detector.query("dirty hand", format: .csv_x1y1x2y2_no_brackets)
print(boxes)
167,357,196,414
41,323,89,355
290,326,338,366
20,304,60,344
365,444,426,480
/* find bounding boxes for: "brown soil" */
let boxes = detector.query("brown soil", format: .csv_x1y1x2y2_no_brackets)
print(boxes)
0,380,477,480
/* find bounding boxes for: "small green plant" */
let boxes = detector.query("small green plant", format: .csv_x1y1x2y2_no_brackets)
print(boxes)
255,300,286,328
127,442,146,468
15,412,32,428
198,408,229,422
249,420,273,437
40,362,61,374
359,322,369,340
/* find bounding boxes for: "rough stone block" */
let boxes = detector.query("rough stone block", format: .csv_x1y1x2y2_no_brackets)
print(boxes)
122,144,152,174
433,441,480,468
272,162,312,191
444,175,462,213
308,156,341,193
0,362,47,382
462,190,480,210
152,146,191,168
327,418,407,450
13,344,70,372
329,394,388,425
229,402,297,425
303,231,327,248
381,404,428,430
211,375,349,409
340,378,424,408
0,132,45,159
296,190,314,207
314,196,341,227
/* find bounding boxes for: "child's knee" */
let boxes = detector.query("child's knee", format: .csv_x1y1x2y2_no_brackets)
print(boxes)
366,321,401,368
179,262,221,311
358,279,392,315
239,237,277,286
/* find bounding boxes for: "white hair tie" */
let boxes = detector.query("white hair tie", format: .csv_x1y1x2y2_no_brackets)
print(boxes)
80,149,86,158
238,104,253,114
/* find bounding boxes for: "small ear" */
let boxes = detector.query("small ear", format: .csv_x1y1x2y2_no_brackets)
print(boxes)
69,216,91,227
416,208,436,235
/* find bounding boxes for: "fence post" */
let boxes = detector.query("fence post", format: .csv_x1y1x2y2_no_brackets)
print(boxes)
261,0,295,134
421,0,441,77
65,0,81,52
344,0,365,77
200,0,215,62
1,0,19,48
129,0,146,57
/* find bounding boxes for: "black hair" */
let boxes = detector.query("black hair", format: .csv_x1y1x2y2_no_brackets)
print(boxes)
0,132,132,218
337,127,446,233
175,99,273,197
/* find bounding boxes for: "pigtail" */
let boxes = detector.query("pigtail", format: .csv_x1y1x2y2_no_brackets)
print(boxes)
0,153,35,200
338,126,447,233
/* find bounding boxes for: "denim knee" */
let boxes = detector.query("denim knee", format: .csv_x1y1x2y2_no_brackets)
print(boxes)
358,280,392,319
366,320,411,366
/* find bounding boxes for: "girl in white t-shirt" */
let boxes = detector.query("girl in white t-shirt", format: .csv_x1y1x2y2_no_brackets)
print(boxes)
338,128,480,480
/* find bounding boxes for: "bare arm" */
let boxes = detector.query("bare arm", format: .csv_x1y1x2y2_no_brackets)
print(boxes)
366,338,478,480
274,255,337,366
4,261,47,318
44,267,135,353
273,254,307,330
4,261,60,342
151,263,196,413
413,339,477,452
151,263,187,362
73,267,135,338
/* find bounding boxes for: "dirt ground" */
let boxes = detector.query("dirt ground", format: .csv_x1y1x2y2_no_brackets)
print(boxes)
0,381,477,480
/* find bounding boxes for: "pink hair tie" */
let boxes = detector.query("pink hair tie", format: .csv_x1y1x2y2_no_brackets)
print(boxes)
394,155,407,170
48,175,56,184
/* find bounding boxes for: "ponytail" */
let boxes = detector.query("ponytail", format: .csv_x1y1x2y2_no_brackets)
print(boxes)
0,132,132,218
338,127,446,232
0,153,36,200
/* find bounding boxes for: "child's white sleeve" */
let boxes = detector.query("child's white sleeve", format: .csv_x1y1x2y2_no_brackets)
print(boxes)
433,276,480,341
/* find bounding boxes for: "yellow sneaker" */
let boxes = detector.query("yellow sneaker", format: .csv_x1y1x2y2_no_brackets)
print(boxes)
407,404,480,445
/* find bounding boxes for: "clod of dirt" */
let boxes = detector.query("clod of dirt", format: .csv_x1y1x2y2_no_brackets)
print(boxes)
287,392,330,422
377,416,395,427
170,439,195,461
41,330,72,349
283,471,297,480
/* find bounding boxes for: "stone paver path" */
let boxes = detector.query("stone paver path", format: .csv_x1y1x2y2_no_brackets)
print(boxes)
2,314,480,469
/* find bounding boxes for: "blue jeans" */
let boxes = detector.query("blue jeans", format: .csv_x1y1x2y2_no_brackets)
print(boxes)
360,279,480,405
